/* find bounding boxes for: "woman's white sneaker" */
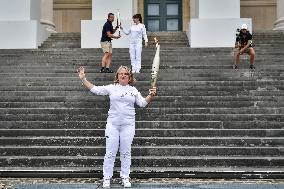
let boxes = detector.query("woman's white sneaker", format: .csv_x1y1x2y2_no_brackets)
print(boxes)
122,178,131,188
103,179,110,188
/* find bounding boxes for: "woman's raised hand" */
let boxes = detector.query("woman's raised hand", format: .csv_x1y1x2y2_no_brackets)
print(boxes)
77,66,86,80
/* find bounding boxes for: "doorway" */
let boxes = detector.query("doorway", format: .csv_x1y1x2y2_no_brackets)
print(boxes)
144,0,182,31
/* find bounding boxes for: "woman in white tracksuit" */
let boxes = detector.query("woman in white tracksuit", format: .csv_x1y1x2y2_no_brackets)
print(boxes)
77,65,156,188
122,14,148,73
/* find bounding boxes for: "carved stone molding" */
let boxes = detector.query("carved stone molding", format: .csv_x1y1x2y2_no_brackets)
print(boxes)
54,0,91,9
240,0,276,7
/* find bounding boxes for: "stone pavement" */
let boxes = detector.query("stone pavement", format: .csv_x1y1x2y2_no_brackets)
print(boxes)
8,183,284,189
1,179,284,189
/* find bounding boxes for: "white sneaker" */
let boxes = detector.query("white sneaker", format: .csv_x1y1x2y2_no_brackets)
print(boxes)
122,178,131,188
103,179,110,188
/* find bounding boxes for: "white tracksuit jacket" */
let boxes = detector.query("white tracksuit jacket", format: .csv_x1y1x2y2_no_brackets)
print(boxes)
90,84,148,179
123,23,148,73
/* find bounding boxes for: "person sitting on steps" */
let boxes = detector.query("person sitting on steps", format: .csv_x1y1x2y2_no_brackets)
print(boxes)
233,24,256,70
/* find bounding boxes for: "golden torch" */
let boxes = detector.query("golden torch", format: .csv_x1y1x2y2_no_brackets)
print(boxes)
151,37,160,87
117,9,121,35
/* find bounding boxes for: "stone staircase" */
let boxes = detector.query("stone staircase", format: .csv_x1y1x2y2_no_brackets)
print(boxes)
0,31,284,178
39,31,189,48
147,32,188,46
40,33,81,48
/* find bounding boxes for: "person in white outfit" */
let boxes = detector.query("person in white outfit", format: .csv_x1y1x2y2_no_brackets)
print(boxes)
122,14,148,73
77,65,157,188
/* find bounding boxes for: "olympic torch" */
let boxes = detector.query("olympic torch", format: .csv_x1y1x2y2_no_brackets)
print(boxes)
151,37,160,87
117,9,121,35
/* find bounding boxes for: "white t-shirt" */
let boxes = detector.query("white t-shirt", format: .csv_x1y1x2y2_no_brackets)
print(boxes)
123,23,148,45
90,84,148,125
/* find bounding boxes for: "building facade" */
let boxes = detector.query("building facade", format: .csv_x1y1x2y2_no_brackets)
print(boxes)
51,0,283,33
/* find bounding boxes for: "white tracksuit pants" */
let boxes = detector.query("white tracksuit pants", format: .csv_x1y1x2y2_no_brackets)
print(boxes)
103,121,135,179
129,43,142,73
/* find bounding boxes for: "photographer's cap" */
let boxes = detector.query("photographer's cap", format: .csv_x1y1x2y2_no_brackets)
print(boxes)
241,24,248,30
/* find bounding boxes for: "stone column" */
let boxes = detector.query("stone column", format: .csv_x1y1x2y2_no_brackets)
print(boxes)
0,0,50,49
189,0,252,48
41,0,56,33
133,0,138,14
274,0,284,31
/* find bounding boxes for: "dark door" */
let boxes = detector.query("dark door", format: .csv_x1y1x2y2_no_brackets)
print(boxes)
144,0,182,31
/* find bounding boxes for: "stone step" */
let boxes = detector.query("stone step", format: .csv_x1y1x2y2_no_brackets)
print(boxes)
44,38,187,42
1,113,283,122
0,95,280,101
3,78,281,84
39,43,280,49
1,101,283,109
2,52,282,58
1,166,284,178
0,52,194,56
0,49,281,54
1,90,283,97
0,48,234,54
0,83,281,89
0,86,282,94
0,67,260,79
0,55,281,60
35,40,284,44
0,128,283,137
0,66,282,73
0,76,281,82
39,44,81,48
0,83,282,90
1,66,283,72
0,107,284,115
46,31,186,38
0,101,282,110
1,136,283,146
0,95,278,102
1,73,283,80
0,156,283,167
1,45,283,52
0,121,283,129
1,53,283,60
48,32,187,37
0,68,284,76
0,89,282,96
20,55,275,61
1,146,283,156
0,60,282,65
0,48,282,54
0,73,282,82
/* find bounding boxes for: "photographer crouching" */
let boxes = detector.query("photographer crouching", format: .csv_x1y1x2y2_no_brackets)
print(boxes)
233,24,256,70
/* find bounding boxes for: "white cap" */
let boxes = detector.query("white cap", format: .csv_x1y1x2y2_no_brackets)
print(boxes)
241,24,248,30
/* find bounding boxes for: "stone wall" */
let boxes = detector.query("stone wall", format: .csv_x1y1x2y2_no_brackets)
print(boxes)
240,0,277,31
53,0,277,32
53,0,91,33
